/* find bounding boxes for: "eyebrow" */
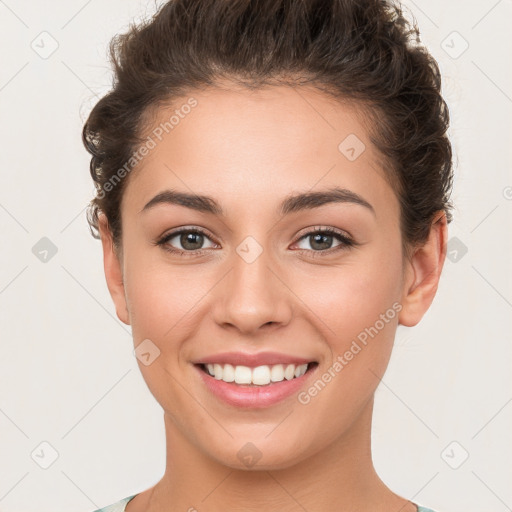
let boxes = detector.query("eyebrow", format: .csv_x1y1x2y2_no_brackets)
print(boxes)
140,186,375,217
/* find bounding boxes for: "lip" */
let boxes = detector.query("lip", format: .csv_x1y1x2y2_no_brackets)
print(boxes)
193,360,319,409
192,351,314,367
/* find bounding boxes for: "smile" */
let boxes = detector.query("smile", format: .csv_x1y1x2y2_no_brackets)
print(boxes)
194,361,319,408
202,362,310,385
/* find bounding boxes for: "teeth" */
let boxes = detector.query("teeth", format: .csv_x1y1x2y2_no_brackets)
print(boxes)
270,364,284,382
284,364,295,380
234,365,252,384
252,365,271,385
222,363,235,382
204,362,309,386
213,363,223,380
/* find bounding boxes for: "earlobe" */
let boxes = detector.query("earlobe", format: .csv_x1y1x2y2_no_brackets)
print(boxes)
398,212,448,327
98,214,131,326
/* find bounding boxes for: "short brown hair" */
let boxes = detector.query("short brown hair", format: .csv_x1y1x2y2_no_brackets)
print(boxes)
83,0,453,252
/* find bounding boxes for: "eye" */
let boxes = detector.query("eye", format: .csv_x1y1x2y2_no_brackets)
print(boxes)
154,225,356,258
155,227,217,255
292,227,355,256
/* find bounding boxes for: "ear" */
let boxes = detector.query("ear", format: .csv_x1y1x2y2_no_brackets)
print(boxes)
98,213,131,325
398,212,448,327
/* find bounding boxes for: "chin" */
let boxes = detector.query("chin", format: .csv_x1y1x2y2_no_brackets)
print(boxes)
203,431,313,471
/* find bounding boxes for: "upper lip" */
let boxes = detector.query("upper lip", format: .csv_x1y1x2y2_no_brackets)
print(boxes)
193,351,315,367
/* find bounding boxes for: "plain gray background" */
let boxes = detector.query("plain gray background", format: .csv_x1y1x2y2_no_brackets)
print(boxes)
0,1,511,511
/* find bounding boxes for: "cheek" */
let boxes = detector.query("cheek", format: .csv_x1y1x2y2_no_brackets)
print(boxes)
121,254,205,415
122,235,207,339
297,248,403,348
290,249,403,441
127,273,208,354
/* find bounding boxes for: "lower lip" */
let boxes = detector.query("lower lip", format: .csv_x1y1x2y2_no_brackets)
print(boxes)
194,364,318,408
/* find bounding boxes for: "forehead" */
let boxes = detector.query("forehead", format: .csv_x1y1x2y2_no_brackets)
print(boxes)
123,85,397,219
140,84,371,166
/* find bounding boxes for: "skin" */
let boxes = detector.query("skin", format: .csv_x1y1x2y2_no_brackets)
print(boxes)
98,84,447,512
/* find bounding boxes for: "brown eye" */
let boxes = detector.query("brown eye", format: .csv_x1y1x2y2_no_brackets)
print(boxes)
177,231,205,251
156,227,217,255
293,227,355,256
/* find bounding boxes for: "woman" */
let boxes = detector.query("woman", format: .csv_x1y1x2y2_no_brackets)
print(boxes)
84,0,453,510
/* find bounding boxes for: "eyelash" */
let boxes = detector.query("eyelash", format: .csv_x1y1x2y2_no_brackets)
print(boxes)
154,226,357,258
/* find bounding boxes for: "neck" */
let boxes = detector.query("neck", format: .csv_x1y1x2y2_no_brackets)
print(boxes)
141,396,415,512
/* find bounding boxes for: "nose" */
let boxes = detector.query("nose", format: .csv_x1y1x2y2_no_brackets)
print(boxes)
211,244,293,335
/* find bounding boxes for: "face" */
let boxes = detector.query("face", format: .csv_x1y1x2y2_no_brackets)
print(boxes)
100,84,444,470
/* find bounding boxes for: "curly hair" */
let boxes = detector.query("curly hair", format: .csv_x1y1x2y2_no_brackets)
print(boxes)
82,0,453,254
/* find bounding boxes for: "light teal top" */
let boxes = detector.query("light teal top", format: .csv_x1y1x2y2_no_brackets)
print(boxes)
91,494,438,511
91,495,138,512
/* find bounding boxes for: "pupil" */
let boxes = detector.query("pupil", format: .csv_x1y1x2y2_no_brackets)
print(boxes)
311,233,331,250
181,232,203,250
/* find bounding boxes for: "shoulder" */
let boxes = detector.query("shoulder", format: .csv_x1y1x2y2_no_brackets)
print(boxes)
89,494,138,512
